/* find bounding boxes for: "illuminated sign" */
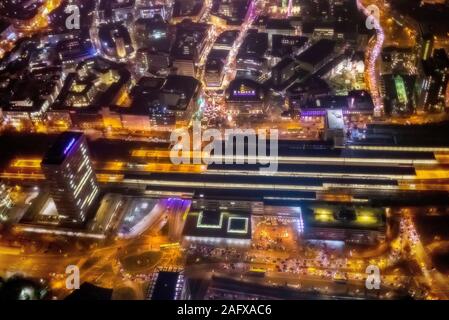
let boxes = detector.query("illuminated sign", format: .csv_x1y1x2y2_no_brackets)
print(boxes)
233,84,256,97
63,138,76,155
394,75,408,105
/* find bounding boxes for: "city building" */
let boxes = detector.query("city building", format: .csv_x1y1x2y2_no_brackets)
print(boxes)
41,132,99,224
213,30,239,50
225,78,266,117
136,1,169,20
2,127,449,208
112,76,165,131
98,0,135,24
136,48,170,76
105,74,200,131
417,48,449,112
204,49,228,87
236,30,269,81
56,37,97,70
0,0,42,21
133,15,170,51
51,58,131,129
2,0,449,302
324,109,345,146
0,18,14,42
147,269,188,300
48,0,95,33
182,209,252,247
287,76,331,116
270,34,308,58
381,46,418,75
0,183,13,221
171,0,205,23
380,74,417,116
417,24,435,61
296,90,374,118
98,23,134,60
296,39,338,74
0,66,63,127
301,21,361,44
256,18,296,47
171,20,210,76
211,0,251,26
302,205,386,245
150,75,201,128
270,57,299,90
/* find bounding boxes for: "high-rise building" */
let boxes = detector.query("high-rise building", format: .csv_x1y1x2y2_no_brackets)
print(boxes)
0,183,13,220
41,132,99,223
271,57,298,89
417,24,434,61
147,269,188,300
134,15,169,50
418,49,449,111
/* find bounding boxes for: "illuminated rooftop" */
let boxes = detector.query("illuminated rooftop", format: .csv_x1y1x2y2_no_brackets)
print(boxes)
41,131,83,166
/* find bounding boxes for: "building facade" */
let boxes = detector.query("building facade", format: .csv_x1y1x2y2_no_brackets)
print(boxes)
41,132,99,223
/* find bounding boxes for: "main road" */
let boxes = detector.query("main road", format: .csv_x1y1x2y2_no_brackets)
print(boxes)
357,0,385,116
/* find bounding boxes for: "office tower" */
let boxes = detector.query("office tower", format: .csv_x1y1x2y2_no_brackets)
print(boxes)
418,49,449,111
0,183,13,219
418,25,434,61
41,132,99,223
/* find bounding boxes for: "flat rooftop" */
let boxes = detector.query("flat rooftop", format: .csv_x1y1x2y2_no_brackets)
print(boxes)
214,30,239,47
150,271,180,300
226,78,265,102
354,121,449,148
237,31,268,59
183,210,251,240
0,133,440,174
41,132,84,166
296,39,336,67
303,205,386,231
